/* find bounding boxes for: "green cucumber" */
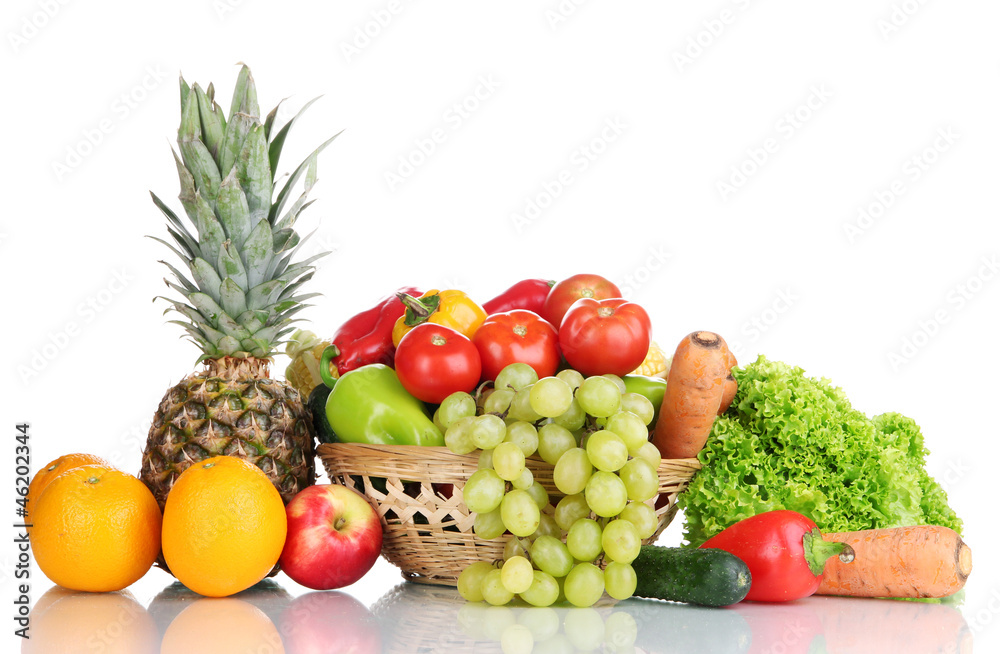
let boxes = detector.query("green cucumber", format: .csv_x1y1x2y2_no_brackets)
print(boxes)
307,383,337,443
631,545,751,607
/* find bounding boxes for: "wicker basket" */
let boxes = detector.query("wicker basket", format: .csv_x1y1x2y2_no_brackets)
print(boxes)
318,442,700,586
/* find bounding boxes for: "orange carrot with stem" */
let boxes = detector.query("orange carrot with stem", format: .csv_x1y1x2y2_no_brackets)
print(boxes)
651,331,730,459
817,525,972,598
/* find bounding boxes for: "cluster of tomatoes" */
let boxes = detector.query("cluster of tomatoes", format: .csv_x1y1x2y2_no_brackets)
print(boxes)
393,274,654,404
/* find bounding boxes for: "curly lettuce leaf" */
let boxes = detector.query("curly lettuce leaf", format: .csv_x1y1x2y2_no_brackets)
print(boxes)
680,356,962,546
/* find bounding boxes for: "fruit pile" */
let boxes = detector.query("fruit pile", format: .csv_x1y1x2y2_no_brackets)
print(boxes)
26,448,382,596
25,65,687,603
25,65,383,600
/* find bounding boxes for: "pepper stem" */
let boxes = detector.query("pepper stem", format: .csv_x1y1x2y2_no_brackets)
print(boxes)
319,345,340,389
802,528,855,576
397,292,441,326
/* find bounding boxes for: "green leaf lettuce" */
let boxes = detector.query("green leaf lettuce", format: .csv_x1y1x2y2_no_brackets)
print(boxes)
680,355,962,546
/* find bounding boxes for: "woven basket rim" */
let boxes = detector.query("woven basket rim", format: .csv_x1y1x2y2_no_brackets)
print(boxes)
317,441,702,467
317,440,702,585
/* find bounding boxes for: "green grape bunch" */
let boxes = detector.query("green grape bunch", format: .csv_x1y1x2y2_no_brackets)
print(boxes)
441,362,664,608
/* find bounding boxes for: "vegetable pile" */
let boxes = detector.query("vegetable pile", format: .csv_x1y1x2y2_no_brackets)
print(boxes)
281,272,971,606
680,355,963,547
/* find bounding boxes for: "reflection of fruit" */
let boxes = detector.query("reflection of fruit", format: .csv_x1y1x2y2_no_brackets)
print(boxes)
26,453,109,527
279,484,382,590
146,582,201,639
160,597,284,654
31,464,161,592
148,580,294,641
373,583,500,653
162,456,287,597
279,591,381,654
24,587,157,654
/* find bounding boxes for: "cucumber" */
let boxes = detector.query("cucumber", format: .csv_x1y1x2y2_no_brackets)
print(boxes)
631,545,751,607
307,384,337,443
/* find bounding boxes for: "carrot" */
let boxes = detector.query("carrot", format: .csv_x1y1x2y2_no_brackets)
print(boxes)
717,346,738,415
816,525,972,598
651,331,729,459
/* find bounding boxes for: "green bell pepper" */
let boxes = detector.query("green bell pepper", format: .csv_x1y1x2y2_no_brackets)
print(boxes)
322,361,444,446
623,374,667,429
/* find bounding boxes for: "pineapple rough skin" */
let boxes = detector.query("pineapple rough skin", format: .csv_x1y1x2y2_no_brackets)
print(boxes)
140,357,316,512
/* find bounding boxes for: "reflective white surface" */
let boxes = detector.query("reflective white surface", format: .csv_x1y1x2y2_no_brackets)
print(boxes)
21,562,989,653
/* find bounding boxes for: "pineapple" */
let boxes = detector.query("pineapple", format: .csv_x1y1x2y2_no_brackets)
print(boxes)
140,65,339,511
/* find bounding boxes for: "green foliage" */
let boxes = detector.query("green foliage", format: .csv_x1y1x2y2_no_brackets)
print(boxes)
680,356,962,546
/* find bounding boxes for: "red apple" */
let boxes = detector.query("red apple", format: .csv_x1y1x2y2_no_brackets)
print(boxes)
279,484,383,590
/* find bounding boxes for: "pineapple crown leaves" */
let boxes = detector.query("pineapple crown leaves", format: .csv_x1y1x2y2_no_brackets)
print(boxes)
150,64,341,362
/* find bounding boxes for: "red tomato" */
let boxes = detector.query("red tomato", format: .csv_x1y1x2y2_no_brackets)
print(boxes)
542,273,623,328
558,298,652,376
394,323,482,404
472,310,561,382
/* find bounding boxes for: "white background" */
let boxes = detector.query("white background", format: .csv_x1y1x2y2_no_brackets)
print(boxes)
2,0,998,651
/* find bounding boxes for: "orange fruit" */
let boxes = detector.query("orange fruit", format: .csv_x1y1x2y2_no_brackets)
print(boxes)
161,456,287,598
160,597,285,654
24,587,157,654
27,453,110,527
31,464,162,593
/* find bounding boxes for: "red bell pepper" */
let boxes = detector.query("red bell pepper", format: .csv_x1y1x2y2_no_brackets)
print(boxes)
482,278,555,316
700,510,855,602
324,286,421,375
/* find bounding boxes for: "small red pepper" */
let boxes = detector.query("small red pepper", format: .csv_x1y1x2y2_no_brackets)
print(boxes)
482,278,555,316
324,286,421,375
700,510,855,602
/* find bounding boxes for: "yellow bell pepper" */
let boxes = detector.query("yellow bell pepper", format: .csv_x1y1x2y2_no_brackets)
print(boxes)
391,289,487,347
